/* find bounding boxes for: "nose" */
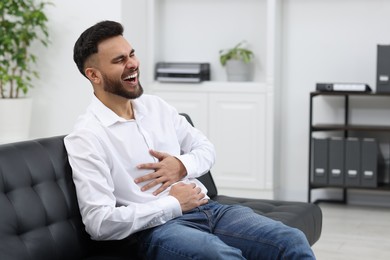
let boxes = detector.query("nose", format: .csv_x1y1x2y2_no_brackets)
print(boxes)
126,61,134,69
126,58,138,70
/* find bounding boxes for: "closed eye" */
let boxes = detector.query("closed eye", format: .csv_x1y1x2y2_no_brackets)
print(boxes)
112,55,125,64
111,49,135,64
130,49,135,57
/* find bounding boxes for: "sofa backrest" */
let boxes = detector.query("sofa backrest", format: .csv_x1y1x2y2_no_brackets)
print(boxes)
0,136,91,260
180,113,218,198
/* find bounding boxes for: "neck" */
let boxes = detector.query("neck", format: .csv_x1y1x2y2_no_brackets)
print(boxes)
96,93,134,120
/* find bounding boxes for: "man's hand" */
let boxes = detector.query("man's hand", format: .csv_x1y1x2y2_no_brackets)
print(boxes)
169,182,208,212
135,150,187,195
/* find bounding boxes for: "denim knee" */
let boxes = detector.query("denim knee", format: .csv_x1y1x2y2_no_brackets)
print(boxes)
287,227,310,247
280,227,315,259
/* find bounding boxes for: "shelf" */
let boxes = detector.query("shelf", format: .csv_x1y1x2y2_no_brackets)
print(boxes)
310,183,390,191
149,81,268,94
308,91,390,203
311,124,390,132
311,91,390,97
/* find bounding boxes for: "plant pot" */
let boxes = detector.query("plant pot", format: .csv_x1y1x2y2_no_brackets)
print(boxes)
0,98,33,143
225,60,253,82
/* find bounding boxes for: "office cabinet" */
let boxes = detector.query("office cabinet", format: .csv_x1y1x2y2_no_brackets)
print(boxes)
308,92,390,203
151,82,274,199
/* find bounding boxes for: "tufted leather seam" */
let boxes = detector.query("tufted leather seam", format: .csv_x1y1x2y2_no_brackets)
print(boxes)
3,186,33,258
34,139,71,259
36,138,87,258
3,189,22,237
32,139,71,217
15,143,50,226
2,145,31,237
0,164,4,192
1,144,32,194
20,140,67,259
9,143,55,259
36,139,72,211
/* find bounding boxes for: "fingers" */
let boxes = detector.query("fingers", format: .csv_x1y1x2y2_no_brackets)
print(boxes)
140,179,158,192
149,149,168,161
136,154,185,195
137,150,171,170
199,198,209,206
134,170,157,184
170,183,208,212
187,183,204,197
138,174,167,191
153,181,196,196
136,172,174,194
152,181,171,195
136,162,159,171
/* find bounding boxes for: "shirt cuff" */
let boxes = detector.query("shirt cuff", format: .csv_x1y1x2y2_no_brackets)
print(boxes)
160,195,182,219
175,154,197,178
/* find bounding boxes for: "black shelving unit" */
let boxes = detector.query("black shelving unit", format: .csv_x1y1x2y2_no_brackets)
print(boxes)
308,91,390,203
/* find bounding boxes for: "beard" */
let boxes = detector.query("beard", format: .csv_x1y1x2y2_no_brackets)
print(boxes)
102,71,144,99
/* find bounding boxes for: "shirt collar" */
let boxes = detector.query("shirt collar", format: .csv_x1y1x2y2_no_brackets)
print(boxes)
89,95,148,127
132,96,147,121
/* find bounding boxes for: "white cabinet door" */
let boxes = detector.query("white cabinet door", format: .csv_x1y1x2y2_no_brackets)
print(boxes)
209,93,268,191
152,91,209,135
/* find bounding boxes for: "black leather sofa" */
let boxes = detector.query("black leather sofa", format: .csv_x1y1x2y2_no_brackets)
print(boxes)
0,117,322,259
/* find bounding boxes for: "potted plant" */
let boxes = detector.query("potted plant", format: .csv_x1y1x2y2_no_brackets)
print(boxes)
219,41,254,82
0,0,51,142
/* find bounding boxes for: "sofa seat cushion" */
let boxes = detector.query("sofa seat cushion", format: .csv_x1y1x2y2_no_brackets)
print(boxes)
213,195,322,246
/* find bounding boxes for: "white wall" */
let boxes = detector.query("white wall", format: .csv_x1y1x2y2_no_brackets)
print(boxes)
29,0,122,138
278,0,390,202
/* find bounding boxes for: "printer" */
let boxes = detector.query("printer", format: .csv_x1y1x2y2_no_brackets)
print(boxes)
155,62,210,83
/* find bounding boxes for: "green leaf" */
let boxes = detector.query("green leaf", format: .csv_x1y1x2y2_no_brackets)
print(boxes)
219,41,254,66
0,0,52,98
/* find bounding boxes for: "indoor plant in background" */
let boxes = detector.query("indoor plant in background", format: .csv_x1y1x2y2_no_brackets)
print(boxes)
0,0,50,143
219,41,254,82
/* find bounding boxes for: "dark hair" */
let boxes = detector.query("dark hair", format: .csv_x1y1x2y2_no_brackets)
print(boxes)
73,20,124,78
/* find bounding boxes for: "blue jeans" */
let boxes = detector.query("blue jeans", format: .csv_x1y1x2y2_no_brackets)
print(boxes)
136,201,315,259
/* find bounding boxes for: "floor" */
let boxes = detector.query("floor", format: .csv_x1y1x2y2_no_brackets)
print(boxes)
311,203,390,260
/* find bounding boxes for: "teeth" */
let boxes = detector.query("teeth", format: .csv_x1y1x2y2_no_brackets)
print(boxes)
124,72,138,80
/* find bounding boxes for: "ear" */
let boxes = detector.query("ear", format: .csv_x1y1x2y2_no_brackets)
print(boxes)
85,67,101,84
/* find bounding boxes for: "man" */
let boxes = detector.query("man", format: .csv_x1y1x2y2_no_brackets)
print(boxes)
65,20,316,259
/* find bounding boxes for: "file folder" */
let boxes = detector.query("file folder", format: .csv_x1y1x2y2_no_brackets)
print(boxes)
328,137,344,186
312,138,328,185
360,138,379,188
376,45,390,93
345,138,360,187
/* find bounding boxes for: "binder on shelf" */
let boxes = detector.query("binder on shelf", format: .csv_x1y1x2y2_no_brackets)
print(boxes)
345,138,360,187
360,138,383,188
376,45,390,93
316,82,371,92
312,138,328,185
328,137,344,186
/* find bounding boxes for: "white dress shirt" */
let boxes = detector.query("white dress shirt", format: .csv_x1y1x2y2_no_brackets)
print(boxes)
64,94,215,240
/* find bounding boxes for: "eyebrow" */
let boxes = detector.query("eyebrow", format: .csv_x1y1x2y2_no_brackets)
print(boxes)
111,49,135,63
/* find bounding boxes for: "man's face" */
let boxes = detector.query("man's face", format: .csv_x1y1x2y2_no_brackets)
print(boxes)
94,35,143,99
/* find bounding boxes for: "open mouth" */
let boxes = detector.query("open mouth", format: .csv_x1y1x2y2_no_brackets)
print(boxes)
123,71,138,83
